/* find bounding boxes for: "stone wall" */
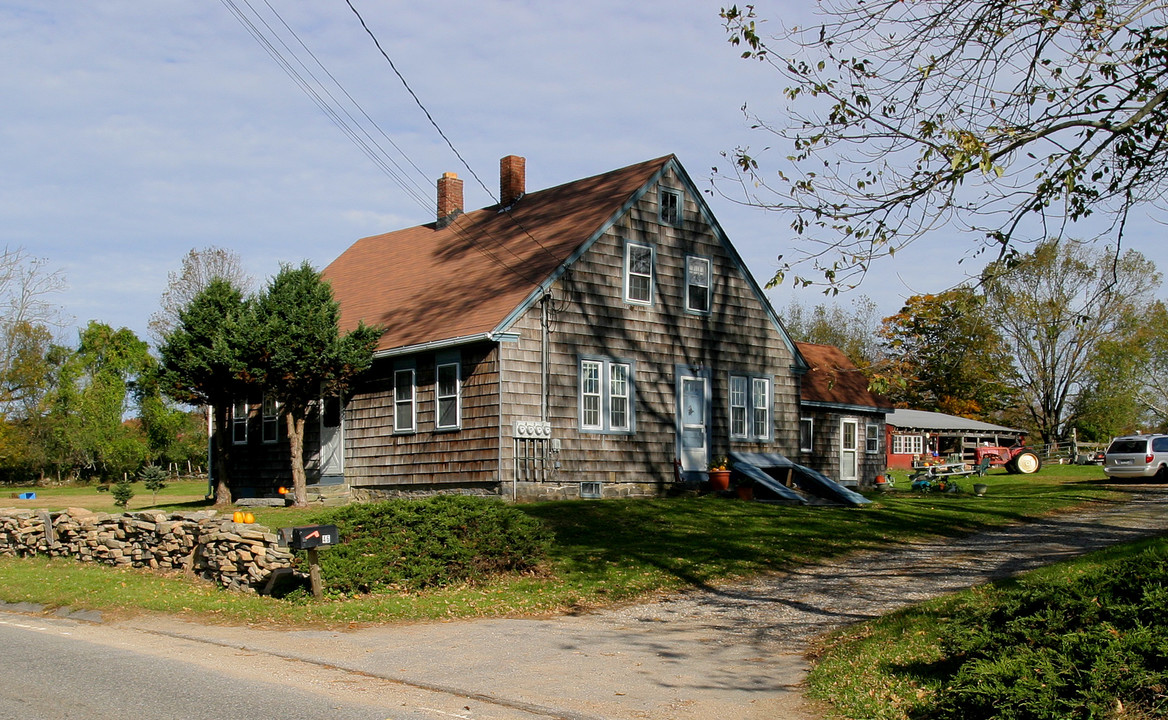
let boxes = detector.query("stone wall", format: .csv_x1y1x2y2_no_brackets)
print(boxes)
0,507,294,593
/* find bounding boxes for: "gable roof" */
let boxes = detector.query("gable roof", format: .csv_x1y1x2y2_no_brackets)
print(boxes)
324,156,672,354
796,342,891,412
324,155,804,365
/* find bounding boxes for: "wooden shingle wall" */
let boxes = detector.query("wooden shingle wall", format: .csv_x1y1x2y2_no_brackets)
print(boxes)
344,342,501,496
500,166,801,499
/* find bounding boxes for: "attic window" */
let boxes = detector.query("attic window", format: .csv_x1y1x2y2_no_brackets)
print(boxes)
624,241,654,305
659,188,682,226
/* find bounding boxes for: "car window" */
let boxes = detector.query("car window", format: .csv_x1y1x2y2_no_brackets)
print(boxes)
1109,439,1149,454
1153,437,1168,452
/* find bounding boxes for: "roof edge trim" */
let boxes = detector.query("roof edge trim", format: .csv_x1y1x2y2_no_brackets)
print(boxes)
372,331,518,360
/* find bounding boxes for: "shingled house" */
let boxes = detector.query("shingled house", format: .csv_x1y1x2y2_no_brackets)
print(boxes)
227,155,809,501
796,342,892,487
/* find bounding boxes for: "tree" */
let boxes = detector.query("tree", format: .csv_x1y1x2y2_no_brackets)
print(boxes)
719,2,1168,291
1072,300,1168,438
981,239,1158,443
879,288,1018,417
44,322,154,480
780,295,883,368
0,247,65,415
247,263,380,508
149,246,253,343
157,278,248,504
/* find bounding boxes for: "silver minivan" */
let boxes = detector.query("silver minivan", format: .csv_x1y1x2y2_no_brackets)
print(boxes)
1103,434,1168,480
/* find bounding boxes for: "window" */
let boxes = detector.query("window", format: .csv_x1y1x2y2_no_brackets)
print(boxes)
685,256,711,313
579,357,635,433
579,481,603,499
435,360,461,430
800,418,814,452
659,188,682,226
892,434,924,455
394,368,416,433
752,378,771,439
866,423,881,454
730,374,772,441
262,393,280,444
232,400,248,444
624,241,654,305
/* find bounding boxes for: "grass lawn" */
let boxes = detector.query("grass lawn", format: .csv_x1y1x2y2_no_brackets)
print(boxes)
0,464,1133,627
0,478,212,513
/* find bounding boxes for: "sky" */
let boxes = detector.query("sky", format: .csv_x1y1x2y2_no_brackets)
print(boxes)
3,1,1165,347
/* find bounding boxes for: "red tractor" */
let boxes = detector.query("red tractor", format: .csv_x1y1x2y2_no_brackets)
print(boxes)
973,444,1043,474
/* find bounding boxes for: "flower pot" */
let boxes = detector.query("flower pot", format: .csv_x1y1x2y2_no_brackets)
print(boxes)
973,483,988,497
708,469,731,491
874,475,889,492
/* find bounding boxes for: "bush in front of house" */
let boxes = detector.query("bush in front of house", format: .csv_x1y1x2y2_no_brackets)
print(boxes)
309,495,552,594
924,544,1168,720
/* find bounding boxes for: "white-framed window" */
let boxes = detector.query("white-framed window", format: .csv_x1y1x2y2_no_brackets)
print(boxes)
435,359,461,430
730,376,748,437
659,188,682,226
394,368,416,433
624,241,654,305
892,434,924,455
579,356,635,434
800,418,814,452
752,378,771,439
232,400,248,445
730,373,772,441
262,393,280,444
685,255,711,313
866,423,881,454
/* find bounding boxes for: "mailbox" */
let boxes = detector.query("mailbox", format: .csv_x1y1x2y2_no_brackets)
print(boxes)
285,524,339,550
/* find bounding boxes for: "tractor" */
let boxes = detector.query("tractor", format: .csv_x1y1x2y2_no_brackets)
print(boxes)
973,444,1043,474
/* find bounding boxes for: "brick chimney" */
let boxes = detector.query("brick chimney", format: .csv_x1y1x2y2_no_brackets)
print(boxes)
436,171,463,228
500,155,526,206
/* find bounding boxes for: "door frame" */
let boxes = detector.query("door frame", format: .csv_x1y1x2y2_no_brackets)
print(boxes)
675,365,711,483
839,417,858,485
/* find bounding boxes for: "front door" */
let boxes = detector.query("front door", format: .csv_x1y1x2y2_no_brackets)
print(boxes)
318,394,344,483
677,367,710,480
840,418,858,485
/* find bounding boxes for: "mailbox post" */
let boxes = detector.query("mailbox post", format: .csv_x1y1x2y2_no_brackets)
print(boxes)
281,524,339,599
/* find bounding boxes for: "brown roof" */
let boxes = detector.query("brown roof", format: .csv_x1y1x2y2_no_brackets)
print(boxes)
323,155,673,353
796,342,890,410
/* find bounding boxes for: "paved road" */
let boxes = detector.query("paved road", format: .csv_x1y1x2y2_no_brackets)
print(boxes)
8,486,1168,720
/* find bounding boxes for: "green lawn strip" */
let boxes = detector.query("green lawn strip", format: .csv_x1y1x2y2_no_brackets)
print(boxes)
1,479,211,513
0,466,1129,626
805,535,1168,720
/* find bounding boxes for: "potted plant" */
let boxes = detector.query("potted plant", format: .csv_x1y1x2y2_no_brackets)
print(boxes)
734,471,756,501
708,457,731,491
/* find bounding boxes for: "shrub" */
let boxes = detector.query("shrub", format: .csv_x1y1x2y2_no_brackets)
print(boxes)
111,479,134,509
924,546,1168,720
308,495,552,594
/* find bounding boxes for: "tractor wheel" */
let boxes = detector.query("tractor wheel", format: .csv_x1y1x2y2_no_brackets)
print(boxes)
1012,451,1042,474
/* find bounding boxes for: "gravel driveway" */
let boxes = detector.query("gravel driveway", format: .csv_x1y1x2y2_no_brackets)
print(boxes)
122,485,1168,720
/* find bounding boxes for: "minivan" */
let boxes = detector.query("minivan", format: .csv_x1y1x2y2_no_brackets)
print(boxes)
1103,434,1168,480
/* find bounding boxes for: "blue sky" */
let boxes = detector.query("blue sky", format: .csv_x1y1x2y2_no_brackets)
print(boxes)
3,1,1164,345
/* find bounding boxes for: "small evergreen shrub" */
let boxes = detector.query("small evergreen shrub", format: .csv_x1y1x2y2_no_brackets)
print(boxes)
111,479,134,508
308,495,552,594
923,546,1168,720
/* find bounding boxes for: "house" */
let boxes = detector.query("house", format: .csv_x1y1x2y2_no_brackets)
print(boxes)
885,408,1026,470
795,342,892,487
227,155,809,501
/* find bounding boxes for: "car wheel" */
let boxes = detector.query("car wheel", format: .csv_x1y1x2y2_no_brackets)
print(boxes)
1156,465,1168,483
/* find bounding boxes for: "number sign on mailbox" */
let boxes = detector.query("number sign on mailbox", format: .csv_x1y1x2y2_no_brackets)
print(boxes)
287,524,339,550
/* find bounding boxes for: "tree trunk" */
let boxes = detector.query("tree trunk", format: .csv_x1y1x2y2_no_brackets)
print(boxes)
285,411,308,508
212,403,232,505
